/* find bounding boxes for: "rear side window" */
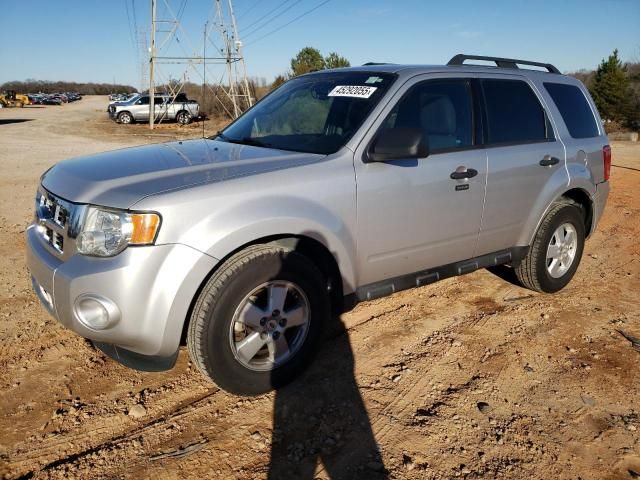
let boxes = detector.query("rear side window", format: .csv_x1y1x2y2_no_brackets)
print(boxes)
544,82,599,138
481,79,548,144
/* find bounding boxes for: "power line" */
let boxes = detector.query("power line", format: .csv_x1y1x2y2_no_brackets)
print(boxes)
236,0,261,20
242,0,304,39
240,0,293,33
245,0,331,46
124,0,137,53
131,0,139,36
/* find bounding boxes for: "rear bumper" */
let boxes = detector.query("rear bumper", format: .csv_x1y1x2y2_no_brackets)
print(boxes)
26,225,218,359
590,181,610,235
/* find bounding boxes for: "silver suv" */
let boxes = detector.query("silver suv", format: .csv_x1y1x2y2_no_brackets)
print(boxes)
27,55,610,395
108,93,199,125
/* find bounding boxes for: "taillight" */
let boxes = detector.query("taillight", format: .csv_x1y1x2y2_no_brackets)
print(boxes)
603,145,611,181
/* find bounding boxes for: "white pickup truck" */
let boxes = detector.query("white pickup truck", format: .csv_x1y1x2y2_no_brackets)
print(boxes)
108,93,200,125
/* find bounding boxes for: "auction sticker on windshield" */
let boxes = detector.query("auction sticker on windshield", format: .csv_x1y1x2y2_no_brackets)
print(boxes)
328,85,377,99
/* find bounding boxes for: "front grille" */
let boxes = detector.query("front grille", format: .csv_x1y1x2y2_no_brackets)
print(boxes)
35,188,79,258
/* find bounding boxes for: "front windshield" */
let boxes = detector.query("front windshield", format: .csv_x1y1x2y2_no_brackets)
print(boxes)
218,71,396,155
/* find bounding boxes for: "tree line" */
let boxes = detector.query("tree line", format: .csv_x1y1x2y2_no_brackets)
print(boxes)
0,79,137,95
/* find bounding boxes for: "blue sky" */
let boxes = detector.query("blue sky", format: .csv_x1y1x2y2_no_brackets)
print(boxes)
1,0,638,88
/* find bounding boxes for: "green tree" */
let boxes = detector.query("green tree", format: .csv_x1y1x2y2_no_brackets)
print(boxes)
270,74,289,91
589,49,632,122
324,52,350,69
290,47,326,76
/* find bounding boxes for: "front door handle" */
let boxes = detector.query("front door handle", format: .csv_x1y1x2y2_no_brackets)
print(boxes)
539,155,560,167
450,166,478,180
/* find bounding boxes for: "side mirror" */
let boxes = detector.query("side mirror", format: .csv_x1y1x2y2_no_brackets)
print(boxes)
368,128,429,162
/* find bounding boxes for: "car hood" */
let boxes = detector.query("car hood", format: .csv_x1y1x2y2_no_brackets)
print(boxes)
42,139,325,209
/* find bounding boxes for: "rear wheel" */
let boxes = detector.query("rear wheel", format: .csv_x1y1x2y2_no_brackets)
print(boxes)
117,111,133,124
176,110,192,125
515,200,585,293
187,244,329,395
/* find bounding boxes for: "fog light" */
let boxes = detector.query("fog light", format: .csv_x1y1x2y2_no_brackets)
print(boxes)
73,294,120,330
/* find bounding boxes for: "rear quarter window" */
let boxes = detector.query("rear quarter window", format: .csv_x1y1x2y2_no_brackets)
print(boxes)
544,82,600,139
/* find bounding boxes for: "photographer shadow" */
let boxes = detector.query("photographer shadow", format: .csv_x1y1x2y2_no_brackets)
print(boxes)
265,232,386,479
268,312,386,480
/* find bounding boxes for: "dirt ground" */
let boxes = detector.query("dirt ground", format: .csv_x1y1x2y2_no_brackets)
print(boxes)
0,96,639,480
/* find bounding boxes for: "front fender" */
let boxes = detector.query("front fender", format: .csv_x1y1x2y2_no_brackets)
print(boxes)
178,195,357,295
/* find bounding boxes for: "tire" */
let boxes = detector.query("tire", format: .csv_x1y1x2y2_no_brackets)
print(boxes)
117,111,133,124
187,244,329,395
176,110,192,125
515,200,585,293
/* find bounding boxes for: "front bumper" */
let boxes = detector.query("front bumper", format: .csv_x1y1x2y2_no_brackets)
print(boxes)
26,225,218,361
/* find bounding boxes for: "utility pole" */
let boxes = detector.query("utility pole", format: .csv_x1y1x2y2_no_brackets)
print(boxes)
215,0,238,117
149,0,157,129
227,0,253,109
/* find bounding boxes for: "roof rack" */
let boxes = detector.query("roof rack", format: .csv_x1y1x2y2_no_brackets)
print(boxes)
362,62,394,66
447,54,560,74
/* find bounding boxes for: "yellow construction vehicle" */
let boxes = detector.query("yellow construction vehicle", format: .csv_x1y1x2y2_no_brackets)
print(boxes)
0,90,30,107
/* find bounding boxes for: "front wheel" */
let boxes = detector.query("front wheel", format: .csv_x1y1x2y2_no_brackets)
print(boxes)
515,201,585,293
187,244,329,395
117,111,133,124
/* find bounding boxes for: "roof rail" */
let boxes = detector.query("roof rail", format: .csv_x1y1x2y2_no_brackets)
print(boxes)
362,62,394,66
447,54,560,74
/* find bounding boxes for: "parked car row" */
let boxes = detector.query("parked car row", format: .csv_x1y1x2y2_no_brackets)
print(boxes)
107,92,200,125
109,93,137,102
28,92,82,105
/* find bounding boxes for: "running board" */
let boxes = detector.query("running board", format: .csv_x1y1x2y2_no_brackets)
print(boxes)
355,247,529,302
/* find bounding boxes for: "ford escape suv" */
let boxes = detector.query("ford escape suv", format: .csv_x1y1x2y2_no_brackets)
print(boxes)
26,54,610,395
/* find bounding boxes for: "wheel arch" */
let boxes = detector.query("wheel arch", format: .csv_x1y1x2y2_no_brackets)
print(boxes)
522,186,595,247
560,188,594,237
180,233,345,346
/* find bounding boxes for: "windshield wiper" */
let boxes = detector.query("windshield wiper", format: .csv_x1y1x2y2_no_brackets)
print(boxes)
215,131,230,141
216,133,272,148
214,130,274,148
237,137,272,148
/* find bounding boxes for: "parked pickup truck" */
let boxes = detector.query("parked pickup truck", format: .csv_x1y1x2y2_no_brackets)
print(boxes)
108,93,199,124
27,54,610,395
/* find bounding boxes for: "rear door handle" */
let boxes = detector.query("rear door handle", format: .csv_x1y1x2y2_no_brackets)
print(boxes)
539,155,560,167
450,167,478,180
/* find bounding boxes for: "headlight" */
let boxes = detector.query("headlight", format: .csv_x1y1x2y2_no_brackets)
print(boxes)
76,207,160,257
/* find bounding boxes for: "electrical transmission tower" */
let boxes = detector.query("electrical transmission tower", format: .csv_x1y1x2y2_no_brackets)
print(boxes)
148,0,253,129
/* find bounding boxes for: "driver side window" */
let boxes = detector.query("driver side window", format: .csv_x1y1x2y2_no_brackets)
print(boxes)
384,79,473,152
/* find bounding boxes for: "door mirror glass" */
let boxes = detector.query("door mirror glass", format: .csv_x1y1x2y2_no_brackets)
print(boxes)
368,128,429,162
